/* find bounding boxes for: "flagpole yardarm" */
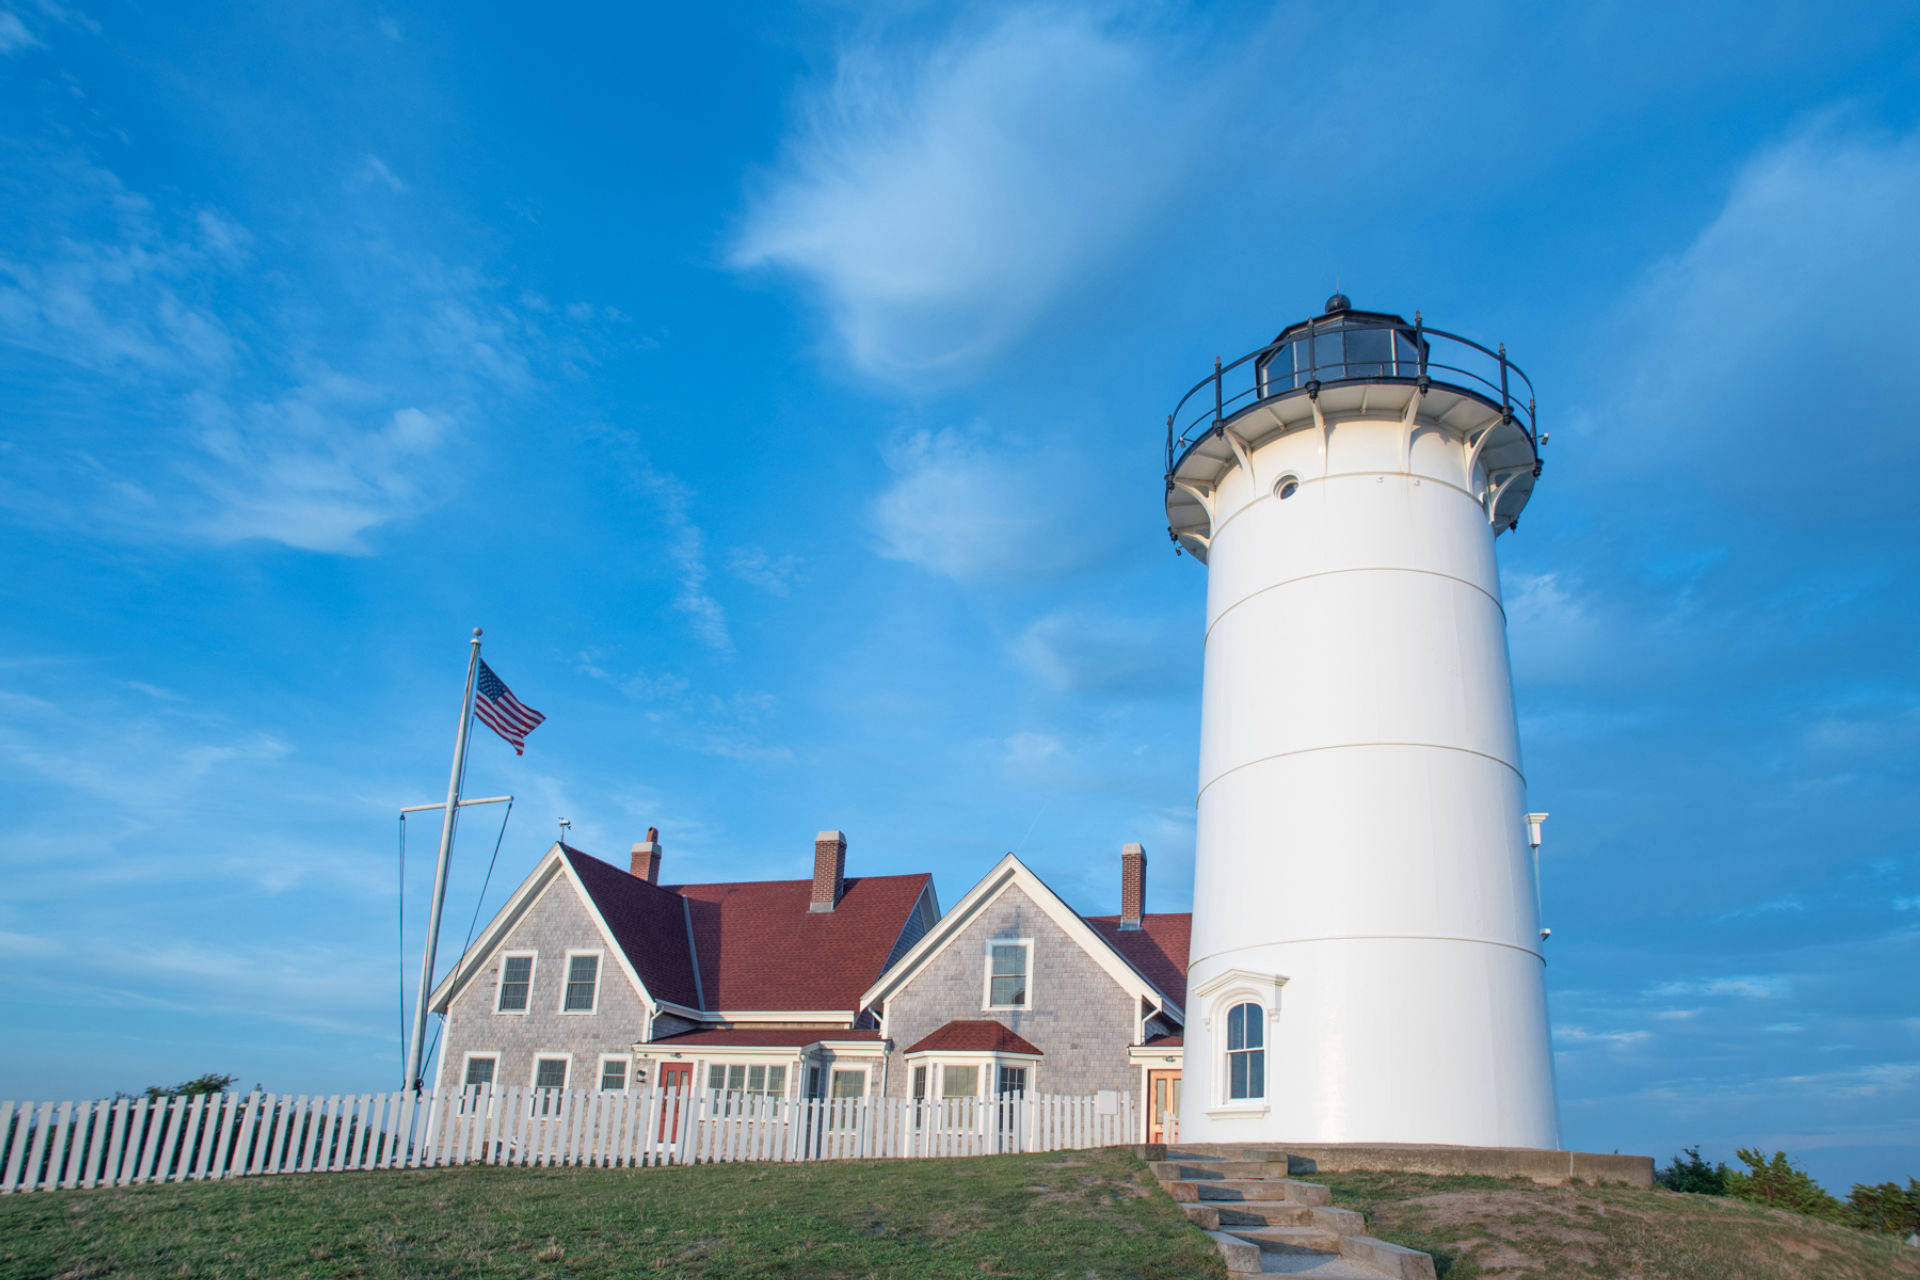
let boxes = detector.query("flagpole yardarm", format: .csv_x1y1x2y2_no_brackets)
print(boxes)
404,627,482,1094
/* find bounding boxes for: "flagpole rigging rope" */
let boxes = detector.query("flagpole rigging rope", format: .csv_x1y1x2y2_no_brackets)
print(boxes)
397,812,408,1082
422,796,514,1074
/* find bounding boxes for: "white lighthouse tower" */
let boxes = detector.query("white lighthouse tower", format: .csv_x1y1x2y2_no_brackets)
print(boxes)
1167,297,1560,1149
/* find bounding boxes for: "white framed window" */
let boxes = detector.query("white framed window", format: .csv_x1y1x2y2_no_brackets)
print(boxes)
1193,967,1285,1115
911,1065,929,1100
462,1054,497,1091
982,938,1033,1011
459,1054,499,1116
938,1064,979,1099
559,950,600,1014
531,1054,569,1115
598,1054,629,1091
829,1068,867,1099
1226,1001,1265,1101
996,1065,1028,1097
704,1063,789,1098
495,952,535,1013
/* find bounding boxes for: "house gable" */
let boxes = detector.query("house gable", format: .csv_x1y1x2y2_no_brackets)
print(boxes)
428,844,661,1016
871,874,1145,1097
861,854,1180,1022
431,856,656,1092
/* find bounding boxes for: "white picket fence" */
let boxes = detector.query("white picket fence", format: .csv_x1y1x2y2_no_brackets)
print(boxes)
0,1086,1137,1194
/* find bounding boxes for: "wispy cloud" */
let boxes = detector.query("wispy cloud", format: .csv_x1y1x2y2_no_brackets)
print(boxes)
727,545,805,597
1556,1026,1653,1050
355,154,406,193
872,426,1120,582
0,930,60,957
0,120,610,555
0,159,239,376
1647,975,1790,1000
731,7,1207,379
589,432,734,655
1603,114,1920,525
574,649,788,762
0,10,42,55
1012,607,1186,695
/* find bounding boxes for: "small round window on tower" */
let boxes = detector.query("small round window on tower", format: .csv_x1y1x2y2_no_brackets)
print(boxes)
1274,473,1300,501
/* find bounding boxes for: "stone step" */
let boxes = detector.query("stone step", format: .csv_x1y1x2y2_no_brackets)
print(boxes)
1205,1231,1393,1278
1168,1145,1314,1172
1168,1145,1296,1161
1160,1176,1315,1205
1224,1204,1369,1233
1150,1159,1297,1181
1179,1201,1369,1231
1192,1178,1335,1205
1334,1236,1439,1280
1226,1224,1347,1254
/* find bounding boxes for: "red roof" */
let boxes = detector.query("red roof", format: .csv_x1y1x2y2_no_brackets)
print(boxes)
668,874,933,1012
1082,913,1191,1007
1140,1032,1183,1048
557,845,931,1016
561,847,701,1007
644,1028,885,1047
904,1019,1043,1056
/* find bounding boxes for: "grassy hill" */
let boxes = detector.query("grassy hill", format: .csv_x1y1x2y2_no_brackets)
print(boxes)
1314,1168,1920,1280
2,1149,1916,1280
0,1147,1218,1280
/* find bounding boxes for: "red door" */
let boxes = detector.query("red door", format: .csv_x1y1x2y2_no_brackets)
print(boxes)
659,1063,693,1140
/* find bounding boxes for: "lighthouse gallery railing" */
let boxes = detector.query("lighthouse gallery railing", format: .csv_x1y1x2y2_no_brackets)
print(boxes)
1166,314,1538,475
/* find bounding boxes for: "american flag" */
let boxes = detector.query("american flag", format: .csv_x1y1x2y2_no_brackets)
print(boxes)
474,659,545,755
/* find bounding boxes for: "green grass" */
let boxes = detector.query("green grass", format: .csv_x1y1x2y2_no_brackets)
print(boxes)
1310,1169,1920,1280
11,1154,1920,1280
0,1148,1226,1280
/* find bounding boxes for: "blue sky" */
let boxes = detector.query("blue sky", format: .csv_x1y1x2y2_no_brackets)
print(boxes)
2,1,1916,1192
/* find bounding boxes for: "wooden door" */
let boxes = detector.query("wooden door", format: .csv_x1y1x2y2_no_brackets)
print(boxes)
1146,1069,1181,1144
658,1063,692,1140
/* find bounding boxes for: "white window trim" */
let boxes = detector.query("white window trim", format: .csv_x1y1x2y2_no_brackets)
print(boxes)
1222,1000,1267,1106
827,1065,870,1099
701,1059,795,1099
494,950,537,1015
530,1052,570,1090
992,1060,1034,1097
460,1051,500,1090
557,948,603,1015
902,1049,1041,1100
1194,972,1283,1116
981,937,1034,1012
596,1052,630,1092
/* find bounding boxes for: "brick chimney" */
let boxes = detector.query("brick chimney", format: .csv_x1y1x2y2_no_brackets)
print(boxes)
630,827,662,882
1120,842,1147,930
810,830,847,913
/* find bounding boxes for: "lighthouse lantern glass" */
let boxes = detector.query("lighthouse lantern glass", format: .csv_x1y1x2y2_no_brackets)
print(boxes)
1255,315,1425,398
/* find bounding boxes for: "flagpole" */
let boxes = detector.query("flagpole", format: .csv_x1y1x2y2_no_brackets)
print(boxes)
404,626,483,1093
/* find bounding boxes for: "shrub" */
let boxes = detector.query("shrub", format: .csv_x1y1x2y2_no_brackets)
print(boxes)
143,1072,238,1099
1846,1177,1920,1235
1656,1146,1728,1195
1724,1149,1850,1225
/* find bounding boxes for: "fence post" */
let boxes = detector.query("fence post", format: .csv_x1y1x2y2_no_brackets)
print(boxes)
78,1099,108,1188
101,1099,132,1188
21,1102,55,1191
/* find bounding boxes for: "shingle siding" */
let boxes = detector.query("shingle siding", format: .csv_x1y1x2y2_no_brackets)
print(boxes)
880,888,938,974
439,872,650,1091
881,884,1138,1097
